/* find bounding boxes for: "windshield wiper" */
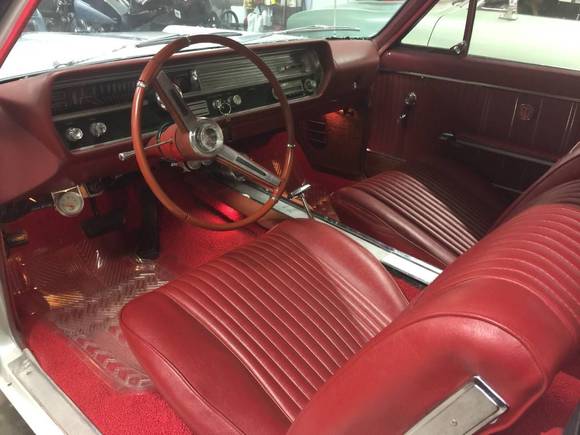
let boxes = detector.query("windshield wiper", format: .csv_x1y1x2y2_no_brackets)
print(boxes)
135,31,242,48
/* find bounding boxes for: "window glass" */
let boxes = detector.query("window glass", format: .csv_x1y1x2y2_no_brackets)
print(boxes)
469,0,580,71
401,0,468,51
402,0,580,71
1,0,411,81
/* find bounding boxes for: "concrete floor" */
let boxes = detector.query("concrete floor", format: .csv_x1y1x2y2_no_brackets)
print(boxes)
0,391,33,434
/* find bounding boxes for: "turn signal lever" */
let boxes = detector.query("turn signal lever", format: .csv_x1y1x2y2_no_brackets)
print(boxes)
118,139,172,162
288,183,314,219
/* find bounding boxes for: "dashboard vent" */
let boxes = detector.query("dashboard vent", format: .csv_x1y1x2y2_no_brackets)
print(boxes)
305,118,327,149
194,50,312,94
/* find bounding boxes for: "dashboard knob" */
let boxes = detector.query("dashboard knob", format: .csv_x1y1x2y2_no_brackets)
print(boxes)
304,78,317,94
89,121,107,138
213,99,224,110
230,95,242,106
65,127,84,142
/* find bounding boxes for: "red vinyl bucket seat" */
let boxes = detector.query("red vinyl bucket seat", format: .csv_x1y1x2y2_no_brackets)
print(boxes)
331,143,580,268
121,202,580,434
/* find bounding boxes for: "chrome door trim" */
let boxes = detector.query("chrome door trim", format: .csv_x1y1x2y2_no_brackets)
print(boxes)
384,70,580,103
440,132,555,166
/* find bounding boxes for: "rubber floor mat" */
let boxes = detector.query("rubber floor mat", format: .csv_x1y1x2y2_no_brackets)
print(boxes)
10,232,174,391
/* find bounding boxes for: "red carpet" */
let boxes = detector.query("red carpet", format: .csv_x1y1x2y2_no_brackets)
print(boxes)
26,320,192,435
11,164,579,434
500,358,580,434
15,171,261,434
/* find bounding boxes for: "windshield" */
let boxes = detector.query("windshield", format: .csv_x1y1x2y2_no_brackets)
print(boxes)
0,0,407,81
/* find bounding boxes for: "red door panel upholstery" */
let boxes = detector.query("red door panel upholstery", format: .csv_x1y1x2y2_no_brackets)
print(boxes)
369,49,580,193
369,73,580,160
497,143,580,225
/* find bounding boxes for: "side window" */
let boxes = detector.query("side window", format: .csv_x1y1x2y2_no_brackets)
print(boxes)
401,0,580,71
469,0,580,70
401,0,469,51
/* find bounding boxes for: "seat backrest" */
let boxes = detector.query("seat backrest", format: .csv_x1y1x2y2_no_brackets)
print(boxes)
495,142,580,226
289,203,580,434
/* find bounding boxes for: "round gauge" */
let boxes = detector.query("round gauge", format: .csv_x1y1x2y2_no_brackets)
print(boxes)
55,191,85,217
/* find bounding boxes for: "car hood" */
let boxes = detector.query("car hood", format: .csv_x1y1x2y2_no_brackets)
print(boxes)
0,27,304,81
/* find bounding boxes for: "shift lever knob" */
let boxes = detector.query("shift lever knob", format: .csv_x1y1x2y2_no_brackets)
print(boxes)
288,183,312,200
287,183,314,219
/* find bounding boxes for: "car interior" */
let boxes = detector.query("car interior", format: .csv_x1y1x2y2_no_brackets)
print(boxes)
0,0,578,434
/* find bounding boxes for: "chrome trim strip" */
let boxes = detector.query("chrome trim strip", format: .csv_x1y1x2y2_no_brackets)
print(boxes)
385,70,580,103
440,132,555,166
53,102,135,122
405,376,508,435
225,181,441,285
69,131,156,153
54,99,208,123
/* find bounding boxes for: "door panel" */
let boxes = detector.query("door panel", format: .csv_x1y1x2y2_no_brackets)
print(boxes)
367,50,580,194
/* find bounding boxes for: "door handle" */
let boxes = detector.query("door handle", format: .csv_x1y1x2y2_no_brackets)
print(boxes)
398,92,417,125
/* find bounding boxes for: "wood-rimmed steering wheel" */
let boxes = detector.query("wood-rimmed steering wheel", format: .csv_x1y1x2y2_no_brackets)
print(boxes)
130,35,295,230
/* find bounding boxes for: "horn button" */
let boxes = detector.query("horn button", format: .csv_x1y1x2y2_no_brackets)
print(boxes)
189,119,224,157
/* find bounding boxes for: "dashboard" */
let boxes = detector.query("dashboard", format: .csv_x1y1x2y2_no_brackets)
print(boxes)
52,48,322,151
0,39,379,205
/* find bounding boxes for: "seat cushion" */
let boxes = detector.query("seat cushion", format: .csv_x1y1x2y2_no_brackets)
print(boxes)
120,219,407,434
289,203,580,434
331,159,508,268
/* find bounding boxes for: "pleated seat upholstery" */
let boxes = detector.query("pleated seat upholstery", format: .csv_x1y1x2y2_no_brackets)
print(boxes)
121,219,407,434
121,203,580,434
332,143,580,268
331,160,508,267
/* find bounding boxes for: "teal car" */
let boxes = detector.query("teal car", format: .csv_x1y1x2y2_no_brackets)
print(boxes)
288,0,580,71
287,0,406,39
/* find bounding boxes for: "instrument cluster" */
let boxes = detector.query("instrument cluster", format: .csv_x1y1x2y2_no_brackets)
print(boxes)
51,47,323,151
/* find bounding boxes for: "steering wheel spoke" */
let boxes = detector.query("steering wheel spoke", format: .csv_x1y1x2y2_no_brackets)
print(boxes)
153,70,197,133
217,145,281,189
131,34,295,230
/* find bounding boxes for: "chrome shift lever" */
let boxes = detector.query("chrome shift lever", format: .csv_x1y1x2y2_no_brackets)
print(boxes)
288,183,314,219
